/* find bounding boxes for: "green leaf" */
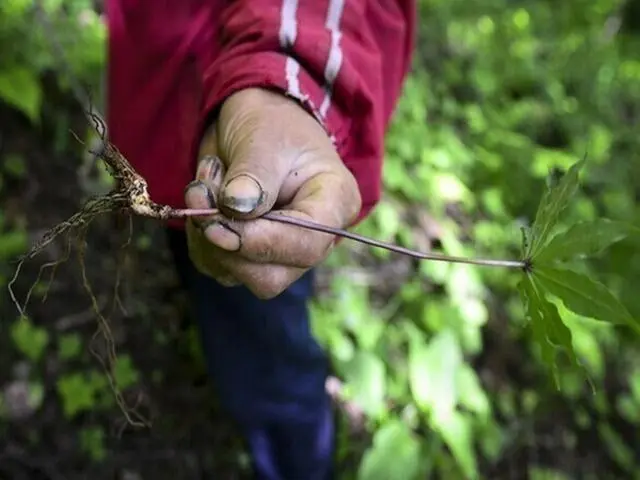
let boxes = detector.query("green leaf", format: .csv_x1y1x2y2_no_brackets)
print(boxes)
58,333,83,361
0,229,28,260
518,275,583,388
0,67,42,123
408,329,462,418
357,420,422,480
598,422,636,471
520,226,533,259
534,219,638,264
534,266,640,334
437,410,478,480
373,200,402,240
56,373,98,418
11,318,49,363
528,157,586,257
343,351,387,418
113,355,140,390
456,364,490,418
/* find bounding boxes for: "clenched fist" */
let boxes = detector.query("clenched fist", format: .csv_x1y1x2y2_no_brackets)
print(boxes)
184,88,362,299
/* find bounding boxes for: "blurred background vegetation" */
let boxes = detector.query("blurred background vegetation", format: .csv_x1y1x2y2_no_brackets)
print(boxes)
1,0,639,478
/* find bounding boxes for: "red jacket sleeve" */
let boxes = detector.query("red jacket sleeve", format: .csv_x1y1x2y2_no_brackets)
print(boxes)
200,0,415,222
106,0,415,225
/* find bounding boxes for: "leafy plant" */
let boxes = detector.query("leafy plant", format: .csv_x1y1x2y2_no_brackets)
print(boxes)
518,158,639,386
79,425,107,462
56,355,140,419
56,371,105,418
10,317,49,363
57,333,83,361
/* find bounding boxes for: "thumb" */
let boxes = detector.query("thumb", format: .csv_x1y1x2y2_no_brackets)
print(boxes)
220,170,271,218
218,130,293,218
216,89,308,219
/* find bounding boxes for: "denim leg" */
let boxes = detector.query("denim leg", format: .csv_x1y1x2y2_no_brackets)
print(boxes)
166,228,335,479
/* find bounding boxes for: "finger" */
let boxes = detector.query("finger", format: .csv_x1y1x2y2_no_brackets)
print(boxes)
184,122,224,226
186,220,241,287
198,121,219,159
184,155,225,227
195,154,225,195
189,219,299,294
211,255,307,299
202,168,361,268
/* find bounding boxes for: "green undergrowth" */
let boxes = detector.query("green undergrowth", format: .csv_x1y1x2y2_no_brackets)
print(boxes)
310,0,640,478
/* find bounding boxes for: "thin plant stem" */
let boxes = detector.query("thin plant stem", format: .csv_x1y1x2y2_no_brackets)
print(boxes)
168,208,526,270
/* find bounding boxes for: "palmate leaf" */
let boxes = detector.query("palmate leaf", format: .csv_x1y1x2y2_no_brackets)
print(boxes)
518,274,585,388
519,156,639,388
534,266,640,335
534,219,640,264
526,156,586,258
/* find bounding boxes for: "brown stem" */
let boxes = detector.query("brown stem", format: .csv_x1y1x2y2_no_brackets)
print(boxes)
168,208,526,270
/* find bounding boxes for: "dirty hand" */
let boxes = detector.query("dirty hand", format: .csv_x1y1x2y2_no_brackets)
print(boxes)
184,88,362,299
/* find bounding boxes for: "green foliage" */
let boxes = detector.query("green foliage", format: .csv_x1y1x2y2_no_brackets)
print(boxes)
0,212,28,265
79,426,107,462
11,317,49,363
518,159,638,386
57,333,83,361
56,371,100,418
0,67,43,123
527,157,586,258
533,219,638,264
0,0,105,123
315,0,640,477
3,154,27,179
112,354,140,389
56,354,140,419
342,351,387,419
536,266,636,331
357,420,422,480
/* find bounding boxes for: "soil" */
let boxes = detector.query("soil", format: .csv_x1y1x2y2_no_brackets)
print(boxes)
0,79,638,480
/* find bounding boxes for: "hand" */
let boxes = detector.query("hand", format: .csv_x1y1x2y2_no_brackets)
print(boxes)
184,88,362,299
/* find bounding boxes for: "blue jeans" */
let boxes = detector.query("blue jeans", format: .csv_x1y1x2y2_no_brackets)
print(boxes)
166,228,335,479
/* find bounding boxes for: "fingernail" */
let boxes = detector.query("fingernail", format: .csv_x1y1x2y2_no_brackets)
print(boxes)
222,175,263,213
202,220,242,252
198,155,222,182
185,180,216,208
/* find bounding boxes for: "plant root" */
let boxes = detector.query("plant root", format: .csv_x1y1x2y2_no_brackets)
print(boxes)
7,112,161,429
8,191,129,316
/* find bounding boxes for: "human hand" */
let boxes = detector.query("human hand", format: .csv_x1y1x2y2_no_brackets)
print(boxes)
184,88,362,299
